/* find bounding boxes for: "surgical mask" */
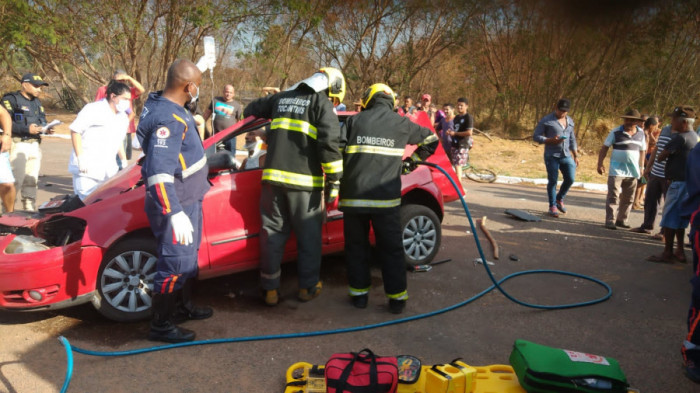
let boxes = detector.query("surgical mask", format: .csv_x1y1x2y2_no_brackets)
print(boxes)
244,141,257,151
115,99,130,113
188,83,200,104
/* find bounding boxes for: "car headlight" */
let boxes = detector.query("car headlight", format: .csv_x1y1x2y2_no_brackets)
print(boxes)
5,235,50,254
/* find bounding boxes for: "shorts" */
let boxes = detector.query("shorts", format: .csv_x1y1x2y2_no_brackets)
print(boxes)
450,146,469,167
0,152,14,184
660,181,689,229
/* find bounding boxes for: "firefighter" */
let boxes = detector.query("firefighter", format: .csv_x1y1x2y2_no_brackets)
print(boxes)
339,83,438,314
137,59,213,343
243,68,345,306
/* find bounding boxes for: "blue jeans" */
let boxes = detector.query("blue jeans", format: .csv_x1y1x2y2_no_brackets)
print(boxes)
544,155,576,207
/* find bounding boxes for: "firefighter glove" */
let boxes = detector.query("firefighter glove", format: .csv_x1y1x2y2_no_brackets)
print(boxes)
324,180,340,205
402,157,418,173
170,211,194,245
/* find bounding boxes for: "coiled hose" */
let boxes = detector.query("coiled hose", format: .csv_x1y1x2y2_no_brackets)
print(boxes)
57,161,611,392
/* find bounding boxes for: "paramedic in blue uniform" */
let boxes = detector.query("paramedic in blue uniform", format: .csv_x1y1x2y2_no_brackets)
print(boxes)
339,83,438,314
243,68,345,306
137,59,212,343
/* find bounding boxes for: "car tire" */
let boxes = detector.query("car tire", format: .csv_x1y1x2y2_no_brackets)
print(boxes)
400,204,441,266
91,237,158,322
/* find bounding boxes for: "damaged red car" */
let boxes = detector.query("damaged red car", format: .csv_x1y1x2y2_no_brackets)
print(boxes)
0,113,463,321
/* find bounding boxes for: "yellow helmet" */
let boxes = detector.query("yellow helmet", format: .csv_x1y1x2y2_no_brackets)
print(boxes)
319,67,345,105
361,83,396,108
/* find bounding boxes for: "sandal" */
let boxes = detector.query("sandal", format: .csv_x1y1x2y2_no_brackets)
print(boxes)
646,254,675,264
674,252,688,263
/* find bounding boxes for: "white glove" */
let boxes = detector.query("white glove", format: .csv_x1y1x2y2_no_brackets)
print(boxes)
77,157,88,173
170,211,194,245
120,158,128,169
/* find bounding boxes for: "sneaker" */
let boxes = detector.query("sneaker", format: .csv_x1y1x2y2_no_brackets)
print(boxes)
263,289,280,306
388,299,406,314
555,200,567,213
615,221,631,229
298,281,323,302
630,226,651,234
351,294,368,309
548,206,559,218
605,222,617,230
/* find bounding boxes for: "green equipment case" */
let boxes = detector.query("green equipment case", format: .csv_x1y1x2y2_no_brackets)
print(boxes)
509,339,629,393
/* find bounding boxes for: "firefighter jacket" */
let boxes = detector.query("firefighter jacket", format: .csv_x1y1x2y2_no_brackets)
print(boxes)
339,95,439,213
1,91,46,142
137,91,210,217
243,85,343,191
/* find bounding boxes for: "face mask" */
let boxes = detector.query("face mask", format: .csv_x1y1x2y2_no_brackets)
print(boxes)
115,99,130,113
244,141,257,151
188,83,200,104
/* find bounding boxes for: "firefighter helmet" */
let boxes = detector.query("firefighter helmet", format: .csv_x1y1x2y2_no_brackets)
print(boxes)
319,67,345,105
361,83,396,108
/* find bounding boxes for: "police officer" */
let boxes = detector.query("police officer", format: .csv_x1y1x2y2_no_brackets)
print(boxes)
137,59,212,343
2,73,55,211
243,68,345,306
339,83,438,314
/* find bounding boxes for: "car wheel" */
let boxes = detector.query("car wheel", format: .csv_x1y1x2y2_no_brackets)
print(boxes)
91,237,158,322
400,204,441,266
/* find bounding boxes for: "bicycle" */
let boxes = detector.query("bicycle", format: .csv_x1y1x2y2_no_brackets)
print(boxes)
461,158,497,183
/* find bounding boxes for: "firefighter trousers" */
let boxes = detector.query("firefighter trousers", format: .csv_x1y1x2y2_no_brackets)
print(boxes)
259,183,323,290
344,208,407,299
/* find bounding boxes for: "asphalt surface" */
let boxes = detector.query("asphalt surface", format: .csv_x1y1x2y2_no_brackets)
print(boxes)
0,137,697,392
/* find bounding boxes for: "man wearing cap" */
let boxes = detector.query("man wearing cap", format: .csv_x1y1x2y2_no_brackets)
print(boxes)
1,73,56,211
533,98,579,217
647,106,698,264
597,109,646,229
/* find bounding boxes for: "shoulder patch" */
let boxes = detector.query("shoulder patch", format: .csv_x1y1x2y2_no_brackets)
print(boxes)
156,126,170,139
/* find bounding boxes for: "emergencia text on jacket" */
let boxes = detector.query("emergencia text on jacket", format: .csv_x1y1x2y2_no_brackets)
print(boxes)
243,85,343,190
136,91,210,216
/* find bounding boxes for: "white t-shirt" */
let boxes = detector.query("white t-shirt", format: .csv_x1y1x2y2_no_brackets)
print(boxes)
68,99,129,180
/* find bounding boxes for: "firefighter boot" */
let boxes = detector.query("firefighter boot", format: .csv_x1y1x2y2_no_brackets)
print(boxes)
298,281,323,302
172,280,213,323
148,293,195,343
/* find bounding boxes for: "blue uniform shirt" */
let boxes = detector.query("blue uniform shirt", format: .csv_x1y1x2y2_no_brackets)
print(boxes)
137,91,210,216
533,112,577,158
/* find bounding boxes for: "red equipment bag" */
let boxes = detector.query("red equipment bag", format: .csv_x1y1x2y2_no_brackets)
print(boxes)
325,348,398,393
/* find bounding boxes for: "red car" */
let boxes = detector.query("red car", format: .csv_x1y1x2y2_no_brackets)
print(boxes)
0,113,463,321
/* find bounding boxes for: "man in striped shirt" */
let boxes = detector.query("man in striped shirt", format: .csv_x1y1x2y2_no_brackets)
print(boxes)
631,124,675,234
597,109,646,230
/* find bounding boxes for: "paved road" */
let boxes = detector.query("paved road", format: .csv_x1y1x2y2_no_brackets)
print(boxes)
0,137,696,392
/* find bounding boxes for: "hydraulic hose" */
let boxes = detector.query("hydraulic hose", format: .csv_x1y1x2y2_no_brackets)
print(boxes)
57,161,612,392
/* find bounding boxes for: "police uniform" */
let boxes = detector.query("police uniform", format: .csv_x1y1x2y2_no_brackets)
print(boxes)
339,90,438,307
2,91,46,210
243,84,343,293
137,91,210,296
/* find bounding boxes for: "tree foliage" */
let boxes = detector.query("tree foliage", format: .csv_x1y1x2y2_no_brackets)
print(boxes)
0,0,697,140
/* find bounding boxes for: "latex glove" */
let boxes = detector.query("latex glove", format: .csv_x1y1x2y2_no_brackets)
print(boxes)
77,157,88,174
324,180,340,210
120,158,128,170
170,211,194,245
